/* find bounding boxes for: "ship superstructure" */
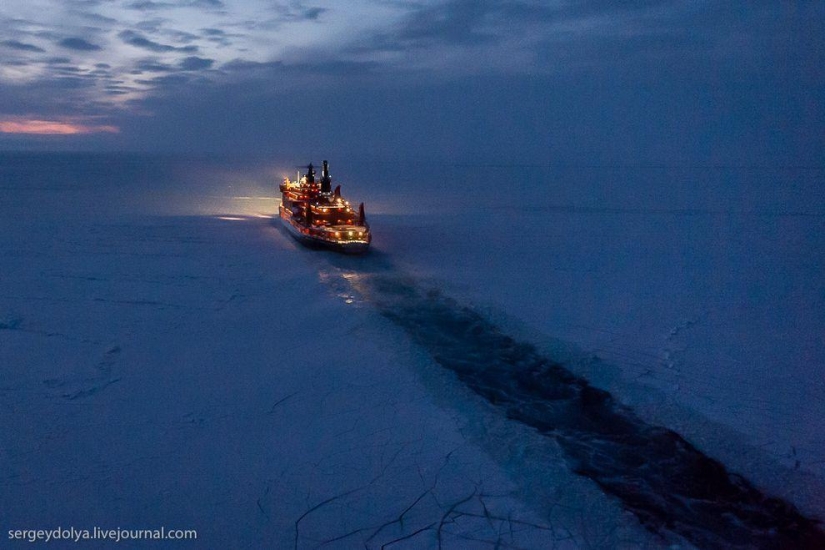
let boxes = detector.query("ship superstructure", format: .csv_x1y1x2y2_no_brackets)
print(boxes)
278,160,371,253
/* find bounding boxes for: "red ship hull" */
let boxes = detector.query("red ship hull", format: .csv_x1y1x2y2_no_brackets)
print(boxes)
279,205,371,254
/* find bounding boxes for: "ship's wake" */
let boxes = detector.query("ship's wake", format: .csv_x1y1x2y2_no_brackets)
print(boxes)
320,253,824,549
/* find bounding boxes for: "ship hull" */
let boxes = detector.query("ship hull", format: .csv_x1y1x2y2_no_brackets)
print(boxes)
278,206,370,254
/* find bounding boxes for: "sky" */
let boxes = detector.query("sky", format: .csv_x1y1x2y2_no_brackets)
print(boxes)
0,0,822,164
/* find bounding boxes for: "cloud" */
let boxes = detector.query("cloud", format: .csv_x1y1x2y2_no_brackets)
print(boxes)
387,0,497,47
165,29,200,44
270,3,326,23
199,27,244,46
58,37,103,51
52,65,85,74
71,10,118,24
179,56,214,71
342,0,691,64
65,0,106,7
345,0,543,55
134,18,165,33
140,73,191,88
297,7,324,21
126,1,175,10
134,59,175,73
219,57,378,78
104,84,135,95
1,40,46,53
118,30,198,53
126,0,224,10
221,59,283,72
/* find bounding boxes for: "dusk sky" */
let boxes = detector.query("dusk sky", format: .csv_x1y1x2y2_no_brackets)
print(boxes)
0,1,822,163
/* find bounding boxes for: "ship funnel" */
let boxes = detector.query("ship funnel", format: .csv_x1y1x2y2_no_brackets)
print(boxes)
358,202,366,226
333,185,341,198
306,163,315,183
320,160,332,193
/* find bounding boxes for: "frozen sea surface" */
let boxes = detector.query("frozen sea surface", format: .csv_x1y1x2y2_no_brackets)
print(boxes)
350,161,825,484
1,154,823,548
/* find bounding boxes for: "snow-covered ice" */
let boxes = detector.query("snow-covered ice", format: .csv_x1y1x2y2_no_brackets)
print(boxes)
2,154,823,548
352,162,825,519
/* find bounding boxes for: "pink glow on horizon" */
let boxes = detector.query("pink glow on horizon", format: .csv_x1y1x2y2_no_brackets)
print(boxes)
0,119,119,135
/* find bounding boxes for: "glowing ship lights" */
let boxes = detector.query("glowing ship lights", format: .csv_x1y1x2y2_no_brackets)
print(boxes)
278,160,371,254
